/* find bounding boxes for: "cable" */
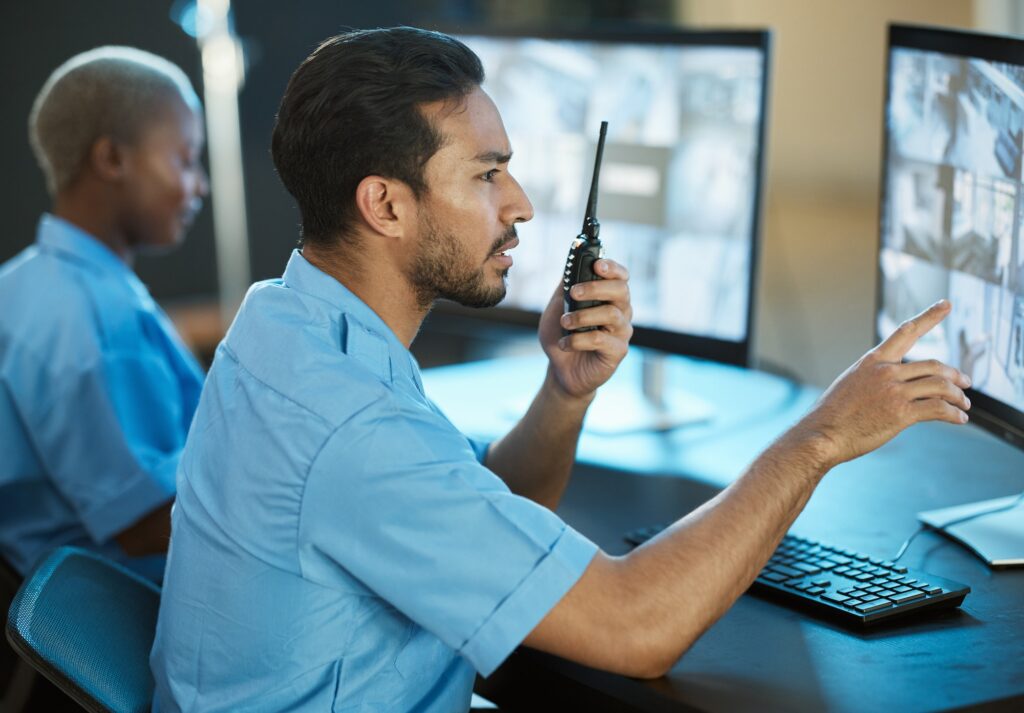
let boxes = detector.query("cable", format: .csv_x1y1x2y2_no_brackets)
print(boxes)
892,490,1024,562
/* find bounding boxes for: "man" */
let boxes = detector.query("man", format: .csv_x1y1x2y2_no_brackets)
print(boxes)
151,27,971,711
0,47,209,582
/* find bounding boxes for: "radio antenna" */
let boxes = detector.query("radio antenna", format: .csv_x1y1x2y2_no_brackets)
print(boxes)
581,121,609,241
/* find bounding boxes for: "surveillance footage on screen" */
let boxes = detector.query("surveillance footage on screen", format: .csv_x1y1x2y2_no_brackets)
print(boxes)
880,48,1024,411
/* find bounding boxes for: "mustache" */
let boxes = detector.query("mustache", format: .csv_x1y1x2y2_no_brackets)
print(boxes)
489,225,518,254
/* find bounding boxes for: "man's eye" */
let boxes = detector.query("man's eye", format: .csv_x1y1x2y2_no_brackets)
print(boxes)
483,169,499,182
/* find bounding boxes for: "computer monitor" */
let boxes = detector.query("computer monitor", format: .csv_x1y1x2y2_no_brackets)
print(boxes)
443,27,771,368
877,23,1024,565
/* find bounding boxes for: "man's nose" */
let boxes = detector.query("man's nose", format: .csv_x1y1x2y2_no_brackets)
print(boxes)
505,174,534,225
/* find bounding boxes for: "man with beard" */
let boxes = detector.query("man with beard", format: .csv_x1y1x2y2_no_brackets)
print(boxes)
151,27,971,712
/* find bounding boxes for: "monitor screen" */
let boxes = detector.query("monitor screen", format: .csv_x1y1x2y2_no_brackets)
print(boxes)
446,29,771,365
878,24,1024,448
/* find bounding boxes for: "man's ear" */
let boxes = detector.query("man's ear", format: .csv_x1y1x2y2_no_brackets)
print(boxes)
354,175,416,239
88,136,128,182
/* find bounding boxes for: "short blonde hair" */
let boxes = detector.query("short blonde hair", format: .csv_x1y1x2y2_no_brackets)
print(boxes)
29,46,200,195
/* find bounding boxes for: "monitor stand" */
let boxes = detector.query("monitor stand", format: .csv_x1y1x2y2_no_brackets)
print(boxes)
918,495,1024,568
579,351,714,435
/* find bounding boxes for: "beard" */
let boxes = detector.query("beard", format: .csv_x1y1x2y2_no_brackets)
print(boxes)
409,212,515,311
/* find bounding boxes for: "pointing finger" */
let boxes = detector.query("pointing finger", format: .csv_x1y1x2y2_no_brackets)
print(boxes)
874,300,951,362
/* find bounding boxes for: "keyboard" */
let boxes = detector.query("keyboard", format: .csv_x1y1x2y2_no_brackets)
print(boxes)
624,526,970,625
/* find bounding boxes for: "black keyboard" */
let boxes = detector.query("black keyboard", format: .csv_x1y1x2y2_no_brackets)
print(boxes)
624,526,970,625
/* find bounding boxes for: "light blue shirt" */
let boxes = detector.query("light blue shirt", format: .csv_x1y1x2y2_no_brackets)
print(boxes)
151,250,597,712
0,215,204,581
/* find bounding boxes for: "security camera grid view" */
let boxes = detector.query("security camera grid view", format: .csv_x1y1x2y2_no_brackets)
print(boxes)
460,35,765,344
880,47,1024,412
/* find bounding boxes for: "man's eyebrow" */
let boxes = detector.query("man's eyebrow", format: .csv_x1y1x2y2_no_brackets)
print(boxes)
473,150,513,164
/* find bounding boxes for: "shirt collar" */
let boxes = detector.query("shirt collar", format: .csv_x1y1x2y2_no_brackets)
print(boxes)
281,250,423,391
35,213,134,277
35,213,155,306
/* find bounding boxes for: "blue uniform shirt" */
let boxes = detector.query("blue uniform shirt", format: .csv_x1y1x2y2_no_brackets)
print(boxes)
0,215,204,581
151,250,598,712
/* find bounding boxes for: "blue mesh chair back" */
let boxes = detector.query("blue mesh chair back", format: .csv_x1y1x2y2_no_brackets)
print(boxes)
5,547,160,713
1,554,24,686
2,553,36,712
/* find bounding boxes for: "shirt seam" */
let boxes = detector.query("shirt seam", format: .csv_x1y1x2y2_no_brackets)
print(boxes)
221,342,340,425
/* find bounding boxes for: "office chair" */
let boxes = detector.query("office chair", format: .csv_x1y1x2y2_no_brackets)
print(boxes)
5,547,160,713
2,553,36,713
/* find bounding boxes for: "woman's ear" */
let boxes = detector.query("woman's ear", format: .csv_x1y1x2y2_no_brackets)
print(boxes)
88,136,129,183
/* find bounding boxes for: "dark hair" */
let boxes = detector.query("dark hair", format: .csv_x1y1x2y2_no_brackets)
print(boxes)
271,27,485,245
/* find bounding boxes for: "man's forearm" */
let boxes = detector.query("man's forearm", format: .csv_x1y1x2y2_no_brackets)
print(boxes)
612,428,832,671
524,428,833,677
486,366,594,509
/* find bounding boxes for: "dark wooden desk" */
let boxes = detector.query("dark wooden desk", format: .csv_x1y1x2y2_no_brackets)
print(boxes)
425,352,1024,712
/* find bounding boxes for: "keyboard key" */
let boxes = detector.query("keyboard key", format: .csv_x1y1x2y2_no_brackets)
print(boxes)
922,585,944,595
853,599,892,613
811,579,831,587
760,571,790,583
890,590,925,604
821,592,849,605
806,587,827,596
793,562,822,574
769,564,805,578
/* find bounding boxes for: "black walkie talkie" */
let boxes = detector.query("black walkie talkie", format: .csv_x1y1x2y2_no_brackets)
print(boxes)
563,121,609,334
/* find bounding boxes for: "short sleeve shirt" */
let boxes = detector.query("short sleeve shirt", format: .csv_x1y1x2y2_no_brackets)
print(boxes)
0,215,205,581
150,250,598,712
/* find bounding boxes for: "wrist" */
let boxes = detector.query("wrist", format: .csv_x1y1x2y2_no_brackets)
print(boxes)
771,425,838,484
543,365,597,411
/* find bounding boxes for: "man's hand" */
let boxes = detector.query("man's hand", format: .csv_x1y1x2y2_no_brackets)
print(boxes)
539,259,634,399
792,299,971,470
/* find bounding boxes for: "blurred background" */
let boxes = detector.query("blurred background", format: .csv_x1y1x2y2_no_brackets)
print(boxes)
0,0,1017,385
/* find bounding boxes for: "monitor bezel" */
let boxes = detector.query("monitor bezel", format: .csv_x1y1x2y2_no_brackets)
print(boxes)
428,24,773,367
878,23,1024,451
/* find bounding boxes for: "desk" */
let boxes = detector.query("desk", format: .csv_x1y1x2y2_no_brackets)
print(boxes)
424,352,1024,712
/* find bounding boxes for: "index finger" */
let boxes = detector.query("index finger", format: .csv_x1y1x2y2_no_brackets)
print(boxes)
874,299,951,362
594,259,629,281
